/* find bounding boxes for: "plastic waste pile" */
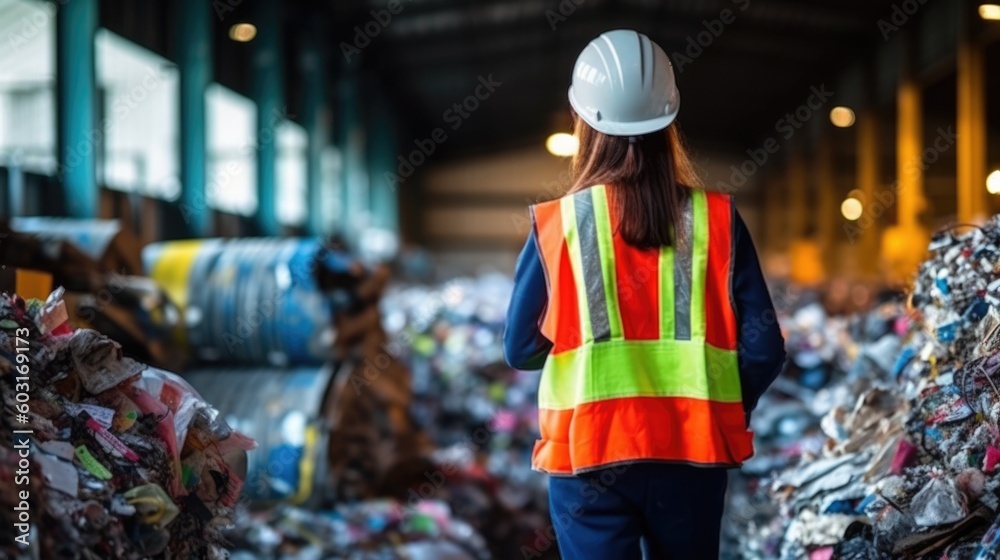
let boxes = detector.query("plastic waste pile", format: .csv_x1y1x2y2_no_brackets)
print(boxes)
226,500,488,560
735,221,1000,560
0,289,255,559
220,273,509,560
380,274,553,560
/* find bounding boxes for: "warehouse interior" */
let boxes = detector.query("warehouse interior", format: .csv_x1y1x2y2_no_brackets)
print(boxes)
4,0,1000,558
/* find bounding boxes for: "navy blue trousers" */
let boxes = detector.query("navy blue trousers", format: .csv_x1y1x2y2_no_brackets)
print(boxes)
547,463,728,560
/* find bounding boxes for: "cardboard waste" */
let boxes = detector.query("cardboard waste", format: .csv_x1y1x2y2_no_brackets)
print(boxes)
0,288,255,559
733,220,1000,560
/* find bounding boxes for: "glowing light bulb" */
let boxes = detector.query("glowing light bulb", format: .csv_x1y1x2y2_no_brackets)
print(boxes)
841,197,863,221
979,4,1000,20
546,133,578,157
987,170,1000,194
830,106,856,128
229,23,257,42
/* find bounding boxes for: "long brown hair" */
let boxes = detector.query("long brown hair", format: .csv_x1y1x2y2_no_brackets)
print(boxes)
570,117,702,249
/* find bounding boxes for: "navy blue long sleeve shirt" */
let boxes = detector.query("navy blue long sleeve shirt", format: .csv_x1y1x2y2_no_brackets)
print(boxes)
503,209,786,416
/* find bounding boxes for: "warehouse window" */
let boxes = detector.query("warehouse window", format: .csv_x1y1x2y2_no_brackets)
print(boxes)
0,0,57,174
277,120,307,226
96,29,180,200
206,83,257,216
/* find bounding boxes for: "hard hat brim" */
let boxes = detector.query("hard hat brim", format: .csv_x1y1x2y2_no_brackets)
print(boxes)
568,86,680,137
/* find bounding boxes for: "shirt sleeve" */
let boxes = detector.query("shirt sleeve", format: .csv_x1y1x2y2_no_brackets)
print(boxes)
503,230,553,370
732,210,787,416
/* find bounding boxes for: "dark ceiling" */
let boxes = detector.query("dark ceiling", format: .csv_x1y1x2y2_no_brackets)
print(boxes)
105,0,922,160
325,0,906,158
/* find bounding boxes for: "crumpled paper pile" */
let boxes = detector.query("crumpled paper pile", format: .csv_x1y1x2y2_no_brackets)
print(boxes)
736,220,1000,560
225,499,488,560
0,288,255,559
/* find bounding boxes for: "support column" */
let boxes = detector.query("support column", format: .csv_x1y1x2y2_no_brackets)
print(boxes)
882,77,929,284
368,89,399,236
336,69,368,247
300,32,328,237
856,109,880,277
177,0,212,236
251,0,284,236
816,137,837,275
896,79,924,231
787,149,823,284
764,173,786,254
787,151,807,243
56,0,98,218
957,38,988,224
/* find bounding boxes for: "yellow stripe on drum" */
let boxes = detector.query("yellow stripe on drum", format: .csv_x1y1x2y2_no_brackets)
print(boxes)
148,240,204,350
290,424,319,505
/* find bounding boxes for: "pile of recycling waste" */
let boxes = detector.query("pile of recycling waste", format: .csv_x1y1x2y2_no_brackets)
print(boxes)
0,288,255,559
379,274,553,560
217,273,542,560
226,500,488,560
733,220,1000,560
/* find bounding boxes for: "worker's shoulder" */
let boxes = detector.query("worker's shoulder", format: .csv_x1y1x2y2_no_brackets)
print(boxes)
693,187,734,205
529,186,596,212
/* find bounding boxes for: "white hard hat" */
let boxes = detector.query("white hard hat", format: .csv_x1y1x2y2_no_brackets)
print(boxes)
568,29,680,136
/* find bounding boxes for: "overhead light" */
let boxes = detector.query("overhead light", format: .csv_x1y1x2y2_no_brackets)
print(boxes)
830,106,856,128
988,170,1000,194
979,4,1000,20
229,23,257,42
546,133,578,157
841,197,863,221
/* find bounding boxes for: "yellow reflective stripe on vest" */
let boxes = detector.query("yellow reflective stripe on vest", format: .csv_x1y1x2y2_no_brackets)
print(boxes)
560,196,592,342
563,187,710,343
590,186,624,341
691,191,709,339
538,340,741,410
658,190,706,340
658,243,676,339
561,186,624,343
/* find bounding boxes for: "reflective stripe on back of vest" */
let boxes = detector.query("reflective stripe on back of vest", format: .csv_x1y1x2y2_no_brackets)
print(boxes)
529,185,752,474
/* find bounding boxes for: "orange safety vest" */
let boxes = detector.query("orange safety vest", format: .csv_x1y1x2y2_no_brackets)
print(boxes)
529,185,753,475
